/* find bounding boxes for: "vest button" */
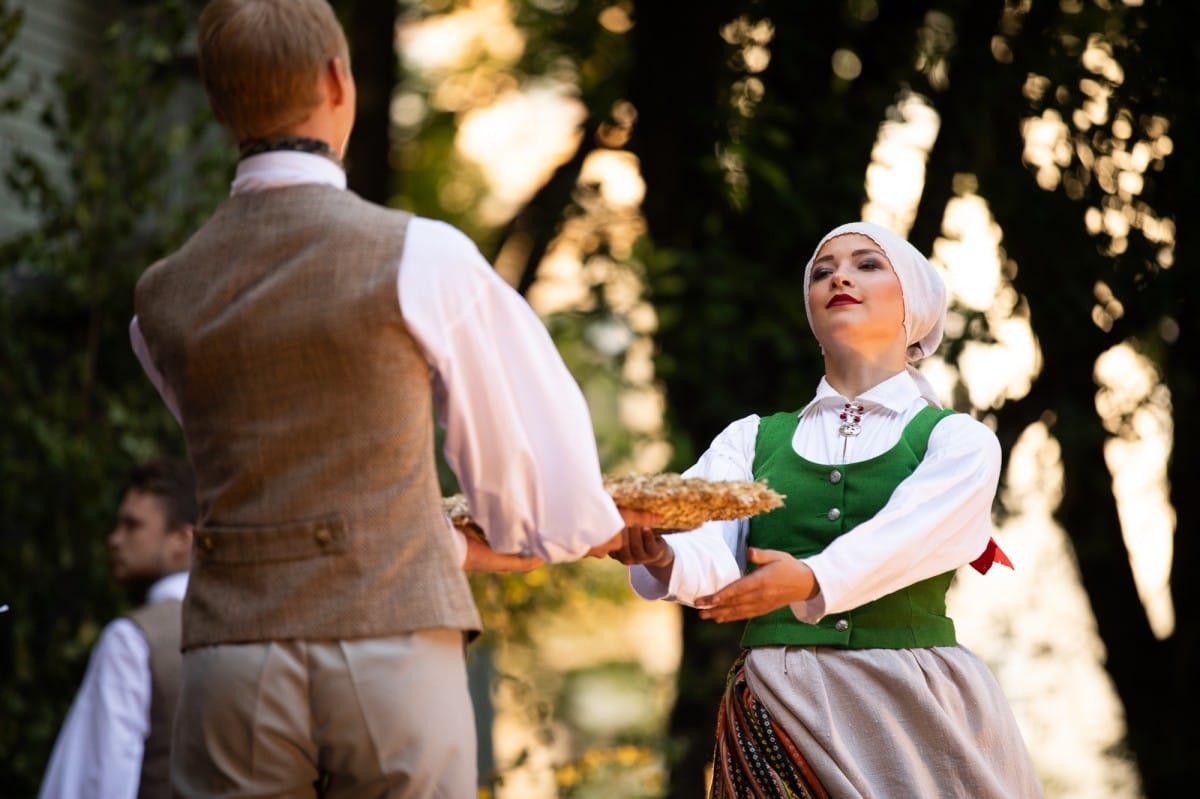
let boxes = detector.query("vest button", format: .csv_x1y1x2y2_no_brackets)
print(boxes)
200,534,215,551
829,470,842,484
835,619,849,632
314,527,332,546
827,507,841,521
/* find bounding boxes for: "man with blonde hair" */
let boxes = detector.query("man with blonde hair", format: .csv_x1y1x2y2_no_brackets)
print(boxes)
130,0,653,796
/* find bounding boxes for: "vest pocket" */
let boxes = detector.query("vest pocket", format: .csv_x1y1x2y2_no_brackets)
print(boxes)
193,514,348,563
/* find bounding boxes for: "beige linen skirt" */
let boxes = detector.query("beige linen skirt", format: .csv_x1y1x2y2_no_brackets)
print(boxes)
742,645,1045,798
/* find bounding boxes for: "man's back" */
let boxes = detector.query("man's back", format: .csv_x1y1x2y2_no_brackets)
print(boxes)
134,184,480,649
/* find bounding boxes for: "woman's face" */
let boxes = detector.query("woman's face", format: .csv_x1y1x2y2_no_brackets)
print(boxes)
807,233,906,349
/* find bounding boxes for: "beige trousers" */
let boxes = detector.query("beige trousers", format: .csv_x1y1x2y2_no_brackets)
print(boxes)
171,629,476,799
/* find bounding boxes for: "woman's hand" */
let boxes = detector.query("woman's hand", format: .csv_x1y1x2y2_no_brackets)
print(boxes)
695,547,818,622
605,518,675,584
606,523,672,565
584,507,664,558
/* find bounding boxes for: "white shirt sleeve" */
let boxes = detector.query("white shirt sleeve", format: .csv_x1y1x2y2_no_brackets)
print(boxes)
129,317,181,424
38,619,151,799
399,217,623,563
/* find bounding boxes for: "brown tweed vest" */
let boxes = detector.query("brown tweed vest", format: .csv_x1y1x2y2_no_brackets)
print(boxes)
127,598,182,799
134,185,481,648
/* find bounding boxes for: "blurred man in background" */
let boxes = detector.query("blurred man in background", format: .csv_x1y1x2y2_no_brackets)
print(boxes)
39,457,196,799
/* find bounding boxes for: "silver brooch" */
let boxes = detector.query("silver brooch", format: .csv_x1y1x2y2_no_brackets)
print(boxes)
838,402,864,437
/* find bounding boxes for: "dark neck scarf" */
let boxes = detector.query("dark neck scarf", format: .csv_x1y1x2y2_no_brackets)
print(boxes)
238,135,341,165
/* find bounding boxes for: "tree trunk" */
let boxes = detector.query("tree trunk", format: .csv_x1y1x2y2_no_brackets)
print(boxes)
340,0,394,204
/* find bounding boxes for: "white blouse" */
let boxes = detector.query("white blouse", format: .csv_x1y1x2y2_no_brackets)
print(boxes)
630,370,1001,623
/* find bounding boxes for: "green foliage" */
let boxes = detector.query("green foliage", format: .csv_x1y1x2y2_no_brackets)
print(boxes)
554,743,667,799
468,558,633,649
0,1,225,792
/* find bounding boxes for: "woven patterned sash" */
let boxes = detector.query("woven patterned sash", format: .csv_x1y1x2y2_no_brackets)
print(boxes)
709,651,829,799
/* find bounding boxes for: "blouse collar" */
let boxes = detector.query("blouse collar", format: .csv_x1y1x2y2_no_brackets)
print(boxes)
799,370,922,418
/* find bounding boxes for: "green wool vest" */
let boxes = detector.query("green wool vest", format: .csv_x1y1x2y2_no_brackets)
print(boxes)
740,405,958,649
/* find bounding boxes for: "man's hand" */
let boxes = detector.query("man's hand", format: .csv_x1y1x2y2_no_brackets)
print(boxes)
461,533,544,573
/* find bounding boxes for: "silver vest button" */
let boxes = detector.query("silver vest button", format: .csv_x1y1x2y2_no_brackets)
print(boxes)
827,507,841,521
835,619,849,632
829,469,842,484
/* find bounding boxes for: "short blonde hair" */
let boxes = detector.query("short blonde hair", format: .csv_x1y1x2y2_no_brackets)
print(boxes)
198,0,350,141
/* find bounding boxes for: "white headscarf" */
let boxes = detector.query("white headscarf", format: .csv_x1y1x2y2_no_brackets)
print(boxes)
802,221,947,405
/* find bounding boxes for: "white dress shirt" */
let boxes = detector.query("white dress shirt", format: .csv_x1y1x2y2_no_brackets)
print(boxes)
38,571,189,799
630,371,1001,622
130,152,623,563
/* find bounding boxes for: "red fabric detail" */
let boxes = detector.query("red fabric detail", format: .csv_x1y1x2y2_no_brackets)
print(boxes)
969,537,1013,574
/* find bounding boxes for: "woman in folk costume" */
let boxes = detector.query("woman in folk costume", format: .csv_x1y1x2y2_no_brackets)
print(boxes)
612,221,1044,798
